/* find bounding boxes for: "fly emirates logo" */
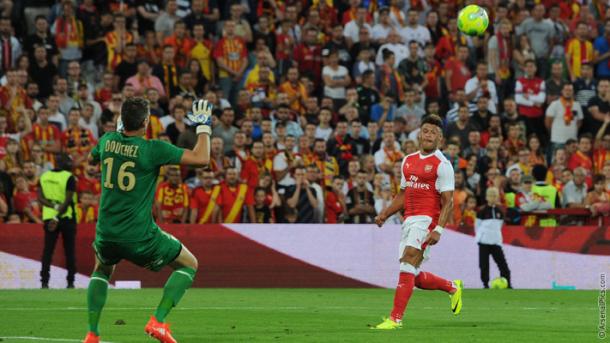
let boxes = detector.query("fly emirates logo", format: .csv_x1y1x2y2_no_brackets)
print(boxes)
404,175,431,190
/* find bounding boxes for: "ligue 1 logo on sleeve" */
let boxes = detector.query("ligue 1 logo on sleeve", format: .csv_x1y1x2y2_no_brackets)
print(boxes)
424,164,433,173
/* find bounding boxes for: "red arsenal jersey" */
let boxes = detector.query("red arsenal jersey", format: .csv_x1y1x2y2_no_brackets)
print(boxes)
400,150,455,228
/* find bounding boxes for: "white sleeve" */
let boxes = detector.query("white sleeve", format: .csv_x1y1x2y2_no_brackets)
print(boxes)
400,156,408,189
322,66,330,77
420,27,431,44
272,153,287,171
514,80,530,106
436,161,455,193
545,101,557,118
530,80,546,103
374,150,385,171
464,78,476,94
344,23,357,41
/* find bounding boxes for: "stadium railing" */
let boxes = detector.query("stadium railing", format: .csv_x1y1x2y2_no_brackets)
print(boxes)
519,208,610,227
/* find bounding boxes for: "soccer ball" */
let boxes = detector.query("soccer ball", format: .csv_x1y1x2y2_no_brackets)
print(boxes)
491,277,509,289
457,5,489,36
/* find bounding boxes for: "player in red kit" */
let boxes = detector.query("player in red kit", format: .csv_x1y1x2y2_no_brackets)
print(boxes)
373,115,463,330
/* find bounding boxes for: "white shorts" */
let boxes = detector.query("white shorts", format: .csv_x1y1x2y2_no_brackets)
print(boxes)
398,216,433,263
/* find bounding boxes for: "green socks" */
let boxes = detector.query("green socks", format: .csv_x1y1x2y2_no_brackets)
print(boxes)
87,271,110,335
86,266,196,333
154,267,196,323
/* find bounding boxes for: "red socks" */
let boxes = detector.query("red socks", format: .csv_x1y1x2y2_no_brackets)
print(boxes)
415,272,455,293
390,271,456,322
390,272,415,322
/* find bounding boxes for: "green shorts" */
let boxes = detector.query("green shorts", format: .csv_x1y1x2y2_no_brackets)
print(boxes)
93,229,182,272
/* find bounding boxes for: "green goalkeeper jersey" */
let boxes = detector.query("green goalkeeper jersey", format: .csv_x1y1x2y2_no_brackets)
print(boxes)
91,132,184,242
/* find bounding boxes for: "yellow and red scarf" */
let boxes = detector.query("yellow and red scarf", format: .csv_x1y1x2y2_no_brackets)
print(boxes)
560,97,574,125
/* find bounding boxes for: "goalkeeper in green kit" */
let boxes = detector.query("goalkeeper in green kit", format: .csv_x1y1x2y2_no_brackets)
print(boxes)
83,98,213,343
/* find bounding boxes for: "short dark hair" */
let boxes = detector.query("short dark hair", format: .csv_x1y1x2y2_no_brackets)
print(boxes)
362,70,375,79
382,49,394,61
421,114,443,130
579,133,593,142
593,174,606,184
447,139,459,147
532,164,548,182
55,153,73,171
121,97,150,131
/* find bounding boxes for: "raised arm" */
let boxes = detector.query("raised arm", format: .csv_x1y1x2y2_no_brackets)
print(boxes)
594,115,610,149
181,133,210,166
181,100,212,166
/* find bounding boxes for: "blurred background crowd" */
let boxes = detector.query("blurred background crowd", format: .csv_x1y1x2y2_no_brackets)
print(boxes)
0,0,609,225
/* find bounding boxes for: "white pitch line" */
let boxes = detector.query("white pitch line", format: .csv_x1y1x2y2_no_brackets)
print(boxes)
0,337,116,343
0,306,596,311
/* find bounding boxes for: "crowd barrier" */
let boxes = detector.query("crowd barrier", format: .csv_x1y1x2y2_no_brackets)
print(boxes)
0,224,608,289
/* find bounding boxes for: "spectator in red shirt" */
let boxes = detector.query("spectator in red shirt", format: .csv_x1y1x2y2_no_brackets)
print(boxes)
13,174,41,223
22,160,39,192
0,70,32,133
76,190,98,224
435,17,468,61
275,20,295,76
503,122,526,158
95,72,115,107
515,59,546,142
155,166,189,223
342,0,372,25
163,20,194,68
62,108,96,177
189,169,221,224
217,167,256,223
593,116,610,173
213,20,248,105
444,45,471,100
293,27,322,89
568,134,594,187
76,162,101,198
325,176,347,223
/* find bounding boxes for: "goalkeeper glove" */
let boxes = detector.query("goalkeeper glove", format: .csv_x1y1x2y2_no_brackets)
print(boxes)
187,99,213,135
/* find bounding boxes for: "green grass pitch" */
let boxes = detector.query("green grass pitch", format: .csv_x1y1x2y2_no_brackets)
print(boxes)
0,289,599,342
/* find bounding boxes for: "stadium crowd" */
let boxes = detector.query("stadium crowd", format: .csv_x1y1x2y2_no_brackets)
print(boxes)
0,0,609,225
